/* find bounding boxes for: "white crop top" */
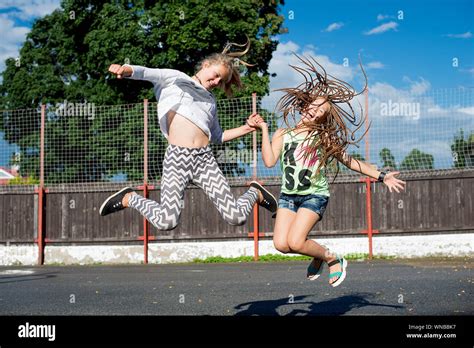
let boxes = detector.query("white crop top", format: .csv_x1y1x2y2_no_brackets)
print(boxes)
124,65,224,144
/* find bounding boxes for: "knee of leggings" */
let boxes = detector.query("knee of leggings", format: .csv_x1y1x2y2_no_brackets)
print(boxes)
153,216,180,231
224,214,247,226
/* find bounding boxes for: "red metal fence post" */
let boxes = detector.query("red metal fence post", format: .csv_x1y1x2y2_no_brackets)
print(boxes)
137,100,155,260
360,87,379,259
252,93,259,261
37,104,46,265
143,99,149,264
365,87,372,259
360,177,378,259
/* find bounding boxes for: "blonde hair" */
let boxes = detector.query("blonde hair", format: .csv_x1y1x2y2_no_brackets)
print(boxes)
196,38,254,97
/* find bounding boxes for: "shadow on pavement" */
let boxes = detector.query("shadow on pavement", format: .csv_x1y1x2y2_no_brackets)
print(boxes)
234,292,404,316
0,272,57,284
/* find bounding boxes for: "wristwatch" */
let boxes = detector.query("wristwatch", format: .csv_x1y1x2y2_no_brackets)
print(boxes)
377,171,386,182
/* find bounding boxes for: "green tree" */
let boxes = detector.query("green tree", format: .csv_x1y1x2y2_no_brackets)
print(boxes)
469,133,474,167
450,129,474,168
0,0,286,183
379,148,397,170
400,148,434,170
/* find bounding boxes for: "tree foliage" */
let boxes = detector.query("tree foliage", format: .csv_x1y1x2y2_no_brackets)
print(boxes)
400,148,434,170
451,129,474,168
0,0,285,183
379,148,396,170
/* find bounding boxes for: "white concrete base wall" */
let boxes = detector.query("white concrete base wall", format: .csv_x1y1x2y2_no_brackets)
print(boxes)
0,245,38,265
0,233,472,266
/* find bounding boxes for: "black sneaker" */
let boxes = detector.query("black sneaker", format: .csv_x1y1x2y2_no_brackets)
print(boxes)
99,187,135,216
249,181,278,217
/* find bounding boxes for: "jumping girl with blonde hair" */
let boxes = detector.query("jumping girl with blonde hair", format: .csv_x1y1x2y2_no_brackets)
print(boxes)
254,55,406,287
100,39,277,230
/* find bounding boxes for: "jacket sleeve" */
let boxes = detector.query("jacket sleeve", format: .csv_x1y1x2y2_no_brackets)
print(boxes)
123,65,179,87
209,114,224,144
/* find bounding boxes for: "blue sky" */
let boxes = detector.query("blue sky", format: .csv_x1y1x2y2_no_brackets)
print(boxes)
2,1,471,88
0,0,473,173
263,0,473,173
277,0,473,89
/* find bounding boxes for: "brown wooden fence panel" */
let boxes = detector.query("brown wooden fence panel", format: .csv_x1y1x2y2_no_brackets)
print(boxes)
0,193,35,241
1,171,473,243
43,191,142,242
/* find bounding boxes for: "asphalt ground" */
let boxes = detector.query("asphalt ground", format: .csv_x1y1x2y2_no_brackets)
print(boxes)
0,257,472,316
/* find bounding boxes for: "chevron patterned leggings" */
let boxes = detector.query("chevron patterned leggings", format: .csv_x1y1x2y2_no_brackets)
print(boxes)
128,144,259,230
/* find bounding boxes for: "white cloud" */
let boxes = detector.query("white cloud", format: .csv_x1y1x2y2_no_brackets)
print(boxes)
0,1,61,77
0,14,30,75
444,32,472,39
364,21,398,35
402,77,431,96
323,22,344,32
458,106,474,115
427,105,451,114
366,82,419,124
263,41,356,106
393,139,452,162
367,61,384,69
0,0,60,21
427,105,474,118
410,81,430,96
365,84,473,169
376,14,392,21
370,81,417,101
369,80,474,126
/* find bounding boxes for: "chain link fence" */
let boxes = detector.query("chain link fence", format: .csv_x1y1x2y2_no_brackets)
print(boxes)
1,89,473,193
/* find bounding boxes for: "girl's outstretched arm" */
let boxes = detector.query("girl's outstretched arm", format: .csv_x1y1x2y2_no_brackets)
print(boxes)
222,113,260,142
108,64,174,85
255,121,284,168
338,152,406,193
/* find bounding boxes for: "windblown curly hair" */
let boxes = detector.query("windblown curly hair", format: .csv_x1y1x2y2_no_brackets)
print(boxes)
276,54,369,177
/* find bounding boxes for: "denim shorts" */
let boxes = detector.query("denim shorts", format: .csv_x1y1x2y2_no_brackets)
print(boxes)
278,193,329,219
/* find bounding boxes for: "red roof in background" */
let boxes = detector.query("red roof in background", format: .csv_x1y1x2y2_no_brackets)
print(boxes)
0,167,18,184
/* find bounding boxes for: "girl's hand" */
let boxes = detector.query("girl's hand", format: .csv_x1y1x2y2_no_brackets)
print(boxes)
383,171,406,193
108,64,132,79
246,113,266,129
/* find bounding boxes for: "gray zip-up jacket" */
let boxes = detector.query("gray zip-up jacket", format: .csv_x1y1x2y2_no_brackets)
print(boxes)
124,65,224,144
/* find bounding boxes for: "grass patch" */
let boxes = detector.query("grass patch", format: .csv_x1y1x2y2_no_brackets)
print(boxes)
192,253,395,263
344,253,395,261
192,254,311,263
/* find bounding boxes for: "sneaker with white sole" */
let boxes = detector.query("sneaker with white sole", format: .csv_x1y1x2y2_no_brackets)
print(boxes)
249,181,278,217
99,187,135,216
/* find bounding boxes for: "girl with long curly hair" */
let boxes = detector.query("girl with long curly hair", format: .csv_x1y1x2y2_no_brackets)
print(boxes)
254,55,405,287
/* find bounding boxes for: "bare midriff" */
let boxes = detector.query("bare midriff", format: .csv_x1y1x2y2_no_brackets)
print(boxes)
167,110,210,148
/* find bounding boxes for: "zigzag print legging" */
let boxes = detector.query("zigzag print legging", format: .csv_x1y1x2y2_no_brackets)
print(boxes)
128,144,259,230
